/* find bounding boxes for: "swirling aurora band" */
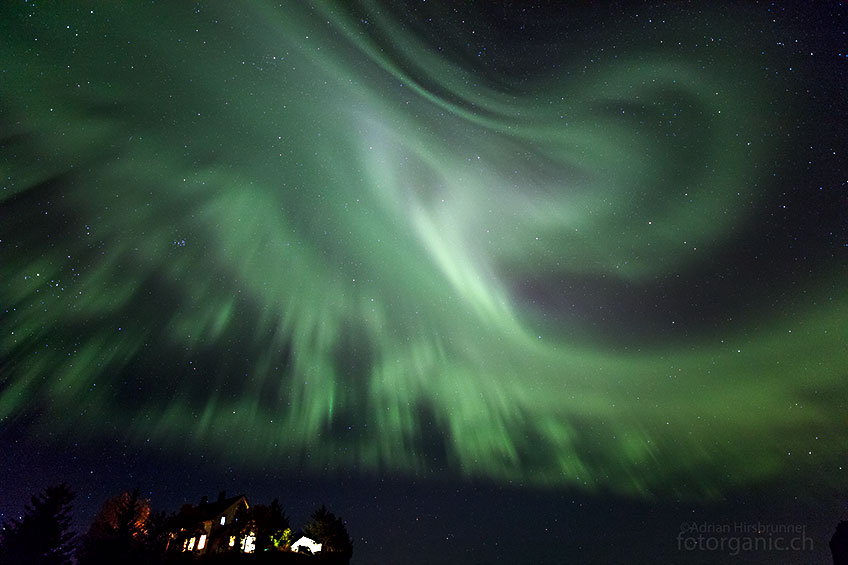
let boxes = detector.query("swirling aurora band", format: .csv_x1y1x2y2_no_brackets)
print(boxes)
1,2,845,498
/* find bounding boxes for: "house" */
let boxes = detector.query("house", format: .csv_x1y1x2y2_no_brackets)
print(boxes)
168,492,256,555
291,535,322,554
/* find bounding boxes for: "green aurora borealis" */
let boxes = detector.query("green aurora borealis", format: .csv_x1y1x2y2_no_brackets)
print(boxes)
2,2,846,499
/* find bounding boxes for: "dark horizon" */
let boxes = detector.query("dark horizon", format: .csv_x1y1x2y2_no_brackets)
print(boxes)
4,429,846,563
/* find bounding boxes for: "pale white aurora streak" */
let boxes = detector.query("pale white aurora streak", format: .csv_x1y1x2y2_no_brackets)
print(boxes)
1,2,845,499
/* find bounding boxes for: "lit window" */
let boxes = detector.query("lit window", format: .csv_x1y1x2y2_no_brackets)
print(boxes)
187,537,196,551
220,516,226,526
241,534,256,553
229,536,236,547
197,534,207,550
182,539,188,552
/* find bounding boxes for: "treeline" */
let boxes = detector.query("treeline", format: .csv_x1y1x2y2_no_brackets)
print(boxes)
0,483,352,564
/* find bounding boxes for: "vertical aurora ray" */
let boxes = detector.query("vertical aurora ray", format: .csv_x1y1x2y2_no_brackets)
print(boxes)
1,2,845,498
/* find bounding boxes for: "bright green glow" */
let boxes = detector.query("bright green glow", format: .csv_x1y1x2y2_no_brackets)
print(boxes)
1,2,845,499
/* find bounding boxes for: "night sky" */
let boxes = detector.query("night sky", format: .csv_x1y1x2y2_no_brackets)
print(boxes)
1,1,847,563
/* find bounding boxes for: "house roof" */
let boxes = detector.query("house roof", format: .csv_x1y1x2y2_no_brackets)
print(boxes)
176,494,248,525
196,494,248,521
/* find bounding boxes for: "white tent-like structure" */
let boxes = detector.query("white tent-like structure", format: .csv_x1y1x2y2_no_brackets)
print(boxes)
291,535,322,554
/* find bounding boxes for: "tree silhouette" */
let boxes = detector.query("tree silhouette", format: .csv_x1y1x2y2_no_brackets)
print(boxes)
261,497,291,551
77,488,152,565
303,505,353,562
0,483,76,565
832,520,848,564
144,509,174,557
